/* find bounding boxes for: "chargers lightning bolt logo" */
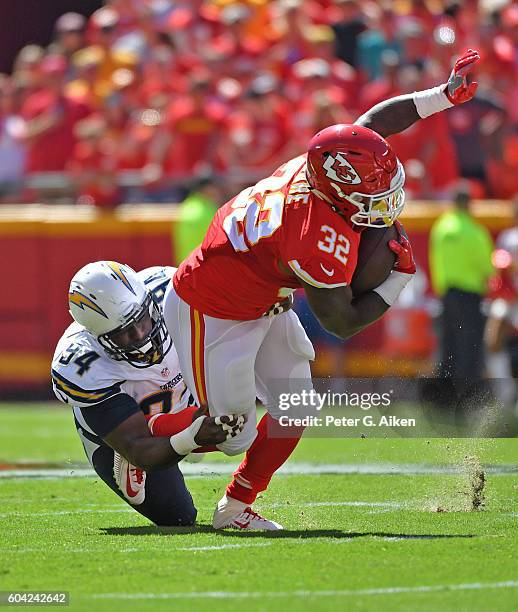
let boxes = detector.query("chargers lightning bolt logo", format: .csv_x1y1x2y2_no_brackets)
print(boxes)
106,261,136,295
69,291,108,318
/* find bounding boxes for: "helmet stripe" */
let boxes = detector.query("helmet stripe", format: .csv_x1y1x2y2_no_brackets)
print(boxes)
106,261,136,295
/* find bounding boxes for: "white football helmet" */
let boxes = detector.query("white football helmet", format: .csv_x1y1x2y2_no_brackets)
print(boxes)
68,261,172,368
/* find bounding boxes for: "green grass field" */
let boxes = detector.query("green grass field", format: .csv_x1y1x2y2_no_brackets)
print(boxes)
0,403,517,611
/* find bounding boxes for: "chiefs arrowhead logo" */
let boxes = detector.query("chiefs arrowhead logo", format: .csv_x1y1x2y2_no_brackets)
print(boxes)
323,153,362,185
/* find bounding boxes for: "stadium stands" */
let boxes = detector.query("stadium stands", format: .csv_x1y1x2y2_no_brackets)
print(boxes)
0,0,516,205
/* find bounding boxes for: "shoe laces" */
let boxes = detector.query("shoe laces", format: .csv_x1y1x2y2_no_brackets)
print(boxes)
241,507,266,522
130,466,144,485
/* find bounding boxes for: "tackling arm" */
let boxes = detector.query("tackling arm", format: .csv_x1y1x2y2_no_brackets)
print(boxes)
104,411,184,471
355,49,480,138
102,400,244,471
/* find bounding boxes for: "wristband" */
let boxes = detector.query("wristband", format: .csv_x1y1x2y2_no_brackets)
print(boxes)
373,271,412,306
169,415,205,456
412,85,453,119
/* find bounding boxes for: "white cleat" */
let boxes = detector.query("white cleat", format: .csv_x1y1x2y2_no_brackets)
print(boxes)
212,495,283,530
113,452,146,505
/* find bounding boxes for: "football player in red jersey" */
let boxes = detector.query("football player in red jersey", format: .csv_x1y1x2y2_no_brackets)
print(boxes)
162,50,480,531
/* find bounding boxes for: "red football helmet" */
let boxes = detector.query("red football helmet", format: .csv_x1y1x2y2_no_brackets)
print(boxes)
306,124,405,227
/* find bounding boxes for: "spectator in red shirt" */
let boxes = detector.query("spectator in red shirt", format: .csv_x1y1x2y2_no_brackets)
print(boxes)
357,49,401,113
12,45,46,101
51,12,87,64
227,74,292,175
487,132,518,199
288,59,352,150
148,73,229,182
67,115,120,208
21,55,91,173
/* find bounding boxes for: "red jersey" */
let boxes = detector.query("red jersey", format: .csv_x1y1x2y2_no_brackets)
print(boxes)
21,92,90,172
173,155,361,320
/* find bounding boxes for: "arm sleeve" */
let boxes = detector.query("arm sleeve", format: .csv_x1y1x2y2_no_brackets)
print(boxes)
76,393,141,439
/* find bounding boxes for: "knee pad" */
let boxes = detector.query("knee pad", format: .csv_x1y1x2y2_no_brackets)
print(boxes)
205,351,258,415
151,505,197,527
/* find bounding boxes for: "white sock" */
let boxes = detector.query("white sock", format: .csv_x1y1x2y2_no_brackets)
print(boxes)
219,494,247,511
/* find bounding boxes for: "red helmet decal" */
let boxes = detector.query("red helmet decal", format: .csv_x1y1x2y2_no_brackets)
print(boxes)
306,124,405,225
323,153,362,186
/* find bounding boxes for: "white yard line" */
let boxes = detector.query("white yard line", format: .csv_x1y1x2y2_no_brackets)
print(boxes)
0,508,133,519
91,581,518,600
0,462,516,480
0,468,95,479
0,539,353,555
0,548,139,554
0,500,401,519
264,501,403,508
178,543,273,551
0,536,435,555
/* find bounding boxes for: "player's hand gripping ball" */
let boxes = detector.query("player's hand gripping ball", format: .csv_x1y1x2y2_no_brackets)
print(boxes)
445,48,480,105
350,224,397,296
388,221,416,275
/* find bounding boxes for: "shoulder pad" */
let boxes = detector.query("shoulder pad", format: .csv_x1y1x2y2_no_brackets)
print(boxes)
51,333,123,407
139,266,175,306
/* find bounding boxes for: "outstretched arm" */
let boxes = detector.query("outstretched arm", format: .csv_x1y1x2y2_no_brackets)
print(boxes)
354,94,420,138
355,49,480,138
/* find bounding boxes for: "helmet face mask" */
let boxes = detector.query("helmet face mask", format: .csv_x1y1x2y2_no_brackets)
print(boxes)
306,124,406,228
98,294,172,368
328,162,406,227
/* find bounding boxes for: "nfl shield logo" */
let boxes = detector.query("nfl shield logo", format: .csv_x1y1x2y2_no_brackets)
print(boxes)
161,367,170,378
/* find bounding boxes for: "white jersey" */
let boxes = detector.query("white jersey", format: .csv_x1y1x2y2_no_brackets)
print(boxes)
51,266,192,419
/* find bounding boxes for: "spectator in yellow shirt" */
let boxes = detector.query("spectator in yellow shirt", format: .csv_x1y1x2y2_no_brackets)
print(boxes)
172,173,220,265
429,184,494,379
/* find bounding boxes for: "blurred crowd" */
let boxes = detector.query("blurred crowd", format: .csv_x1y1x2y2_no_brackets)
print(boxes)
1,0,518,206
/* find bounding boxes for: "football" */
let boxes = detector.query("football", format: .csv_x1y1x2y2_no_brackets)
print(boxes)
350,224,398,296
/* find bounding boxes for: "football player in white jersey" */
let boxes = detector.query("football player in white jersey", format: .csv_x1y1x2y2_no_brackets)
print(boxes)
51,261,244,526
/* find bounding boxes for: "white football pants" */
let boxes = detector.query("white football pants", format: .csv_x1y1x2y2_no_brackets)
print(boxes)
163,283,314,455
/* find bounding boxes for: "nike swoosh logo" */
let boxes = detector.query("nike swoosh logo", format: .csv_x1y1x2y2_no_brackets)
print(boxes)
320,264,335,277
125,465,139,498
233,519,251,529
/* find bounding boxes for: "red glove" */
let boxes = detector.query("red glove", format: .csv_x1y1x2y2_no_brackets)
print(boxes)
445,48,480,105
388,221,416,275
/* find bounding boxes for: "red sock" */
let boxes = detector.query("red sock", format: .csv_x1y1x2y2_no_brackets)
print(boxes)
146,410,218,454
226,413,304,505
146,408,198,436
